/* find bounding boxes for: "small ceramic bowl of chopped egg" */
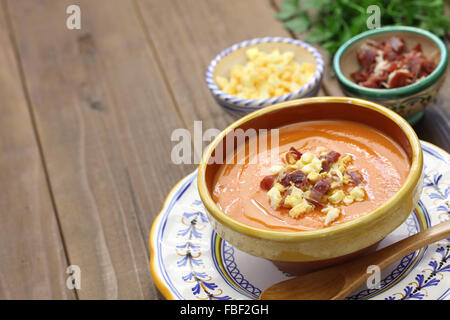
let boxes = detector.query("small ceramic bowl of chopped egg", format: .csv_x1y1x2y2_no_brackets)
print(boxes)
206,37,324,117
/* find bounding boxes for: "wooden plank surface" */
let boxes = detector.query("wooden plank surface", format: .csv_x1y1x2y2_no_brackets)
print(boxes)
6,0,194,299
135,0,297,135
0,3,74,299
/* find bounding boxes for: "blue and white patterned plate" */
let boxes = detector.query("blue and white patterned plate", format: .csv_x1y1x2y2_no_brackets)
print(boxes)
150,141,450,300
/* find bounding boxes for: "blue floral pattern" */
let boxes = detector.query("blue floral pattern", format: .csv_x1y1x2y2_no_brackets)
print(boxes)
424,170,450,217
386,245,450,300
383,142,450,300
176,204,232,300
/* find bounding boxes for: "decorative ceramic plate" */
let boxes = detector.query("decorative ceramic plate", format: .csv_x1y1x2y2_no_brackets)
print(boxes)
150,141,450,300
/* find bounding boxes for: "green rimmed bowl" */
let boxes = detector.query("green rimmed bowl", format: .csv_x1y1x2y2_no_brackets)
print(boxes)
333,26,448,125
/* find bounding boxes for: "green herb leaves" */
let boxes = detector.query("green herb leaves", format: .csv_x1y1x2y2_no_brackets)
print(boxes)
276,0,310,33
276,0,450,55
284,13,310,33
276,0,300,20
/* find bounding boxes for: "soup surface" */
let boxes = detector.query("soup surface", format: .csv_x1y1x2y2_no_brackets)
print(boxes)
212,120,410,231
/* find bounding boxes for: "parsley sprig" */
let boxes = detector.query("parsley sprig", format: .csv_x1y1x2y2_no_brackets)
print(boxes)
277,0,450,55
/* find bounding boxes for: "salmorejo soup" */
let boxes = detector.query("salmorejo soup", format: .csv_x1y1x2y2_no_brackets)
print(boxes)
212,119,410,232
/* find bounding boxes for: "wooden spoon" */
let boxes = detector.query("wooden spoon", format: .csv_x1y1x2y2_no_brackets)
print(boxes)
260,220,450,300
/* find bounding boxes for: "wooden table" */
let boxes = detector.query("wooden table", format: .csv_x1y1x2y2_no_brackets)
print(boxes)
0,0,448,299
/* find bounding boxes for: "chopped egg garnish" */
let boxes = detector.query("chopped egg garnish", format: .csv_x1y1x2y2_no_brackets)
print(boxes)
289,199,314,218
269,165,285,175
267,187,282,209
328,190,345,204
307,171,321,183
350,186,366,202
322,206,341,226
300,152,315,164
284,186,304,208
259,147,368,226
216,48,315,100
343,195,354,206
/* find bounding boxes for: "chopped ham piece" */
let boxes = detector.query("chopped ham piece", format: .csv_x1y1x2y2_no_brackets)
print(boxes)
360,73,388,88
383,37,405,61
347,171,362,185
388,69,414,88
423,60,436,75
357,48,377,69
320,151,341,172
407,55,425,75
280,170,307,189
412,43,422,52
260,174,277,190
389,37,406,53
351,36,436,89
350,70,370,83
308,177,332,203
285,147,302,164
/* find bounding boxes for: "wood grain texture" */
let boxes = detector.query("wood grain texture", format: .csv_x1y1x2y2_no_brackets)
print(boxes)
135,0,298,136
7,0,194,299
0,4,74,299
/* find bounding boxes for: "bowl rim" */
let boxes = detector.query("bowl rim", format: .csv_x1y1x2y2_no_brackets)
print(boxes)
205,37,324,109
333,26,448,99
197,96,423,242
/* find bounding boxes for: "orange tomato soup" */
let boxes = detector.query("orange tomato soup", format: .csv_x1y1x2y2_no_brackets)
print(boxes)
212,120,410,231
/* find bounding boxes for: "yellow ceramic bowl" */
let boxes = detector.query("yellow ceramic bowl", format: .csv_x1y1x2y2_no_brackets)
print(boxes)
197,97,423,272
